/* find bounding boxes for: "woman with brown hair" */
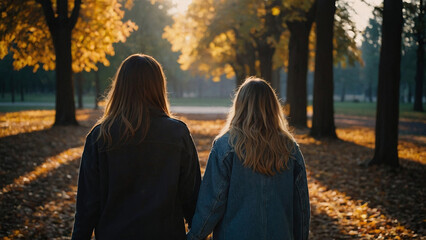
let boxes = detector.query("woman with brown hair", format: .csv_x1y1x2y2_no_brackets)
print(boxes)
187,77,310,240
71,54,201,240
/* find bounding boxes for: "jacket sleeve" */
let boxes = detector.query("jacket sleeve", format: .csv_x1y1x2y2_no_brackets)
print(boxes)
187,144,231,240
179,132,202,227
292,144,310,240
71,130,101,240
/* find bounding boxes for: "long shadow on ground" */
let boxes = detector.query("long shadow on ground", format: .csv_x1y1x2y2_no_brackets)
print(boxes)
299,135,425,237
0,155,80,238
0,110,101,190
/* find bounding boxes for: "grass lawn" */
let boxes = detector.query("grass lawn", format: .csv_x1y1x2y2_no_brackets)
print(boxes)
0,93,425,121
333,102,426,120
0,93,95,104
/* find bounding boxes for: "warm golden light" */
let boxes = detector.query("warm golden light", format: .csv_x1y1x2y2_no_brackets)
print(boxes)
170,0,192,14
1,147,84,195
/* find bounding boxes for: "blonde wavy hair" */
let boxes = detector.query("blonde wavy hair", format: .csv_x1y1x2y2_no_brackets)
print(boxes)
96,54,170,148
218,77,295,176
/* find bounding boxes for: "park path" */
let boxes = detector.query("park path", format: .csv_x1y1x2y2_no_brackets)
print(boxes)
1,102,424,136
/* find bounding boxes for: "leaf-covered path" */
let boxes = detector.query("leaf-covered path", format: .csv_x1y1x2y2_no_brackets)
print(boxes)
0,110,424,239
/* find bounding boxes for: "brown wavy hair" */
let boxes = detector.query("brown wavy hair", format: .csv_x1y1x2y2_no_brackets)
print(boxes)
96,54,170,148
218,77,295,176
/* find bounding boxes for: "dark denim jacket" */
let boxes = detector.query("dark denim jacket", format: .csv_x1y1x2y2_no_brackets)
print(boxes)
187,133,310,240
71,111,201,240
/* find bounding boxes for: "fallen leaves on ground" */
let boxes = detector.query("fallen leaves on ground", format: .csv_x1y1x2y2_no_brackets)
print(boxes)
0,110,424,239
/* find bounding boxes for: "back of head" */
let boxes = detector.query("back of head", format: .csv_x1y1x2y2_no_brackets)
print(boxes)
97,54,170,148
220,77,295,176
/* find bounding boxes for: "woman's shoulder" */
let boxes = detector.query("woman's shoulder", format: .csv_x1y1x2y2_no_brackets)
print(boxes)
162,117,191,136
87,124,101,139
167,117,189,128
212,133,233,155
214,133,230,146
290,142,305,169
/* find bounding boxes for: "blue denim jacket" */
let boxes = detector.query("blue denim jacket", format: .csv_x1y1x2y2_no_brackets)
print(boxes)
187,133,310,240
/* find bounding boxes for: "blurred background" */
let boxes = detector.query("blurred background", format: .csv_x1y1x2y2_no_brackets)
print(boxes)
0,0,423,113
0,0,425,239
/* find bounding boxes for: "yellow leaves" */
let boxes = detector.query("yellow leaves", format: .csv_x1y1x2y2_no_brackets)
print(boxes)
224,64,234,79
70,0,138,72
256,6,266,17
1,0,138,73
32,63,39,73
163,0,222,76
124,0,134,10
0,41,8,59
271,6,280,16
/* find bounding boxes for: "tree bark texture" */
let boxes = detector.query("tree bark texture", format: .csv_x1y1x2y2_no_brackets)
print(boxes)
76,72,83,109
37,0,81,125
253,0,284,93
310,0,337,138
53,26,78,125
368,0,403,167
231,63,246,87
286,23,309,127
285,2,316,128
258,43,276,89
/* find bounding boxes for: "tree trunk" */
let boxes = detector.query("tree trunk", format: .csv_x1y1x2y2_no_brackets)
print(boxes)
408,82,412,103
285,2,315,128
258,44,276,88
246,41,257,76
231,63,246,87
414,0,424,111
94,68,101,109
367,0,403,167
38,0,80,125
53,26,78,125
286,21,311,128
340,80,346,102
310,0,337,138
76,72,83,109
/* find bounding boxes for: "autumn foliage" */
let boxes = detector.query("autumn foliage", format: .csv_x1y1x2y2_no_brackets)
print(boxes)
0,0,137,73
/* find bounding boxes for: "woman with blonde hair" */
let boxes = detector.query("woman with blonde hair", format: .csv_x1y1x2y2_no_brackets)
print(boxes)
187,77,310,240
71,54,201,240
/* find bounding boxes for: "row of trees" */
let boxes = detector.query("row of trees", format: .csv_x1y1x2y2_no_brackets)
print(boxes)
1,0,138,124
164,0,424,167
0,0,425,167
164,0,361,131
0,0,237,105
